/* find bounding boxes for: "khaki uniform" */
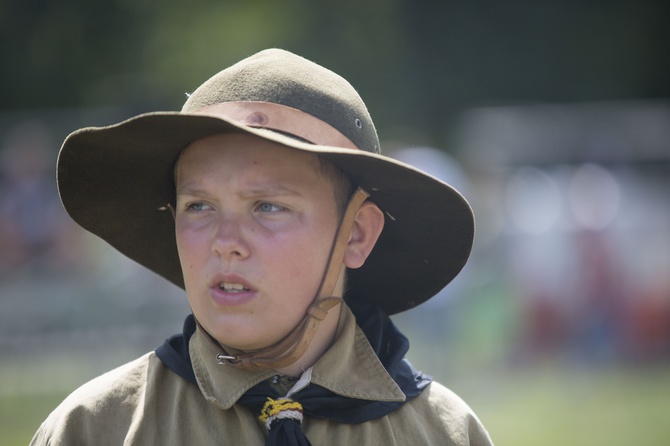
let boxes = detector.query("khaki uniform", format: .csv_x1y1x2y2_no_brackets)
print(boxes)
32,306,493,445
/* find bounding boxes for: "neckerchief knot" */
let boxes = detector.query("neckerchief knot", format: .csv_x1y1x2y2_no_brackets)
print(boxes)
259,397,311,446
260,398,304,430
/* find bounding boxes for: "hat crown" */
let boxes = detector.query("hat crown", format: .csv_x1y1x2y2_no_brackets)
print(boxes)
182,49,380,154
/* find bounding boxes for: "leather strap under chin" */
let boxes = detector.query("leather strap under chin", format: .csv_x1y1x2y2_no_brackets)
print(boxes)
203,187,370,371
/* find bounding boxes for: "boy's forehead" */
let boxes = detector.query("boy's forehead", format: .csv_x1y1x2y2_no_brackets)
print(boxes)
174,133,328,183
181,137,306,163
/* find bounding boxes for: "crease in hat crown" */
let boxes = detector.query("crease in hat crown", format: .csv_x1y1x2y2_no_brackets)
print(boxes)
181,49,380,154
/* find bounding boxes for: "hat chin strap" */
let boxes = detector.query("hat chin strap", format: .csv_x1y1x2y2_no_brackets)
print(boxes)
198,187,370,372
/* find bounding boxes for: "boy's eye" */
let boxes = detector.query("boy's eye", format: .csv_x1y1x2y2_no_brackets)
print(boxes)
185,202,209,212
256,202,285,213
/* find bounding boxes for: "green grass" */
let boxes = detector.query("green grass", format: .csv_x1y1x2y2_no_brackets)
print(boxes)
0,392,67,446
454,364,670,446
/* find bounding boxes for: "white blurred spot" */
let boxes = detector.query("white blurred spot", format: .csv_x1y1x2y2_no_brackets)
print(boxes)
392,146,469,193
568,163,620,230
505,167,561,234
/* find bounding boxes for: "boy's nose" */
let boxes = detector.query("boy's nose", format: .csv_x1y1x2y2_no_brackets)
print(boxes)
211,217,250,259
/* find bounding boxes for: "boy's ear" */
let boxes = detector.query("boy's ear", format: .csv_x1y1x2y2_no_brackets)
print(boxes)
343,201,385,269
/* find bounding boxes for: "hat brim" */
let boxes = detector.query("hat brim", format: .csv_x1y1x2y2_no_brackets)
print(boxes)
57,112,474,315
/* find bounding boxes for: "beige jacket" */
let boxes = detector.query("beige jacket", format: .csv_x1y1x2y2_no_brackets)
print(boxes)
32,305,493,445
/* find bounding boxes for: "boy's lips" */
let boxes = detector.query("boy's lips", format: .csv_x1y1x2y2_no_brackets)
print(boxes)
208,274,257,306
208,273,254,290
218,282,250,292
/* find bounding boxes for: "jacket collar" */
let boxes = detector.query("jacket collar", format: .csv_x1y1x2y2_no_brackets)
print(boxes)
189,303,406,410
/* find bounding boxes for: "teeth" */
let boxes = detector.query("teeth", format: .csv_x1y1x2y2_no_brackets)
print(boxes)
220,282,248,292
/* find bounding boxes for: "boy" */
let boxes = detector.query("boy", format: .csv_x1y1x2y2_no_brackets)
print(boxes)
32,49,493,445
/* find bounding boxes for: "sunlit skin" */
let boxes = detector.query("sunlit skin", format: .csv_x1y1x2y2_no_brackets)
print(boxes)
174,133,384,375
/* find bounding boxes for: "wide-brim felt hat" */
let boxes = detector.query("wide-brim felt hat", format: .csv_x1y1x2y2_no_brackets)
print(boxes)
57,49,474,315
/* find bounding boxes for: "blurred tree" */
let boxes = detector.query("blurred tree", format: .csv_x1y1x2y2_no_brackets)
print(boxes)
1,0,668,147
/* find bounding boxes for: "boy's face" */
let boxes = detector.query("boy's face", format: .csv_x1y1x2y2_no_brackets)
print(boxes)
174,133,341,351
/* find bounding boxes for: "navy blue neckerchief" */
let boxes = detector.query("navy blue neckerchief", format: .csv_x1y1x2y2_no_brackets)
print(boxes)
155,299,432,441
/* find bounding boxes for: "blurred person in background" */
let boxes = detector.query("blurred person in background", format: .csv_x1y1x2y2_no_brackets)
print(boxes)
0,121,78,275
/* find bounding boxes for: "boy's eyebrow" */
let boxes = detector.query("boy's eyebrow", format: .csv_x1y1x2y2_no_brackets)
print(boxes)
238,184,303,199
176,183,303,199
175,184,209,197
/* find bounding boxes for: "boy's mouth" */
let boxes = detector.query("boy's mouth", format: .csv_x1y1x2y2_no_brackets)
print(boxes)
219,282,250,293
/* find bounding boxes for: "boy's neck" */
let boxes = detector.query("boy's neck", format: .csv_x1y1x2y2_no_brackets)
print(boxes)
274,271,346,377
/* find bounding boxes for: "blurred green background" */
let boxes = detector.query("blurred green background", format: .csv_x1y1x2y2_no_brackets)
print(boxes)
1,1,669,445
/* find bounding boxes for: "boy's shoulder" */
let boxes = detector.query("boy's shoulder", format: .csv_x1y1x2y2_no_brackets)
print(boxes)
416,380,478,417
30,352,165,445
56,352,154,410
391,381,493,445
